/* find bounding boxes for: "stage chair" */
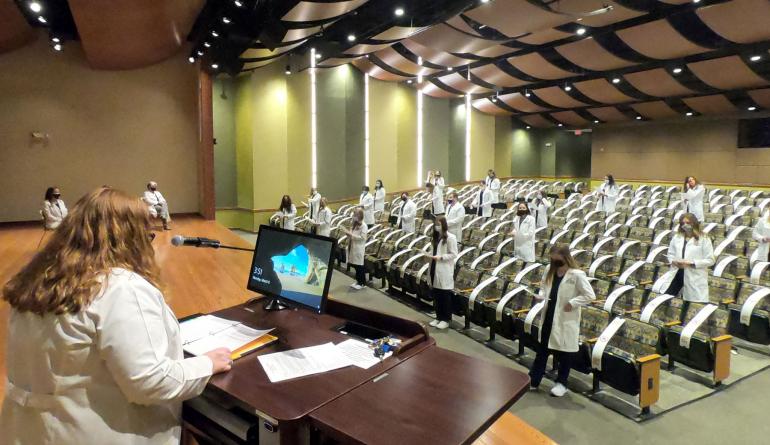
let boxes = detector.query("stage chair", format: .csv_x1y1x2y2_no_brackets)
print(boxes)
727,282,770,345
570,307,612,374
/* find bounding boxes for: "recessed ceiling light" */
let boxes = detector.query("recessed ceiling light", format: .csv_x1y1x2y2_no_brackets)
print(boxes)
394,7,405,16
612,78,621,84
526,126,531,129
315,53,322,59
29,2,42,13
594,120,600,123
748,106,757,111
222,17,231,24
211,63,219,69
234,0,243,6
557,123,563,127
576,28,586,36
636,116,642,120
448,66,453,71
686,112,693,116
673,67,682,74
750,55,762,62
197,50,204,56
51,37,60,43
53,43,62,51
210,30,219,37
564,85,572,91
407,79,413,84
347,34,356,42
285,65,291,75
491,97,497,102
188,57,195,64
693,0,701,3
481,0,490,3
525,91,531,97
37,16,47,24
204,42,211,48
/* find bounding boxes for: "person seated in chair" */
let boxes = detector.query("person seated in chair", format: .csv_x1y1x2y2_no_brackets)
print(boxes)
142,181,171,230
42,186,68,229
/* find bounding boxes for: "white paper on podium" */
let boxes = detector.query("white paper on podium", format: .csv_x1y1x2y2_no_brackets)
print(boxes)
258,342,354,383
183,322,274,357
336,339,391,370
180,315,242,345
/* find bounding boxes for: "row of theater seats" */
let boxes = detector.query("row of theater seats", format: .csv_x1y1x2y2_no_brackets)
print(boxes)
293,179,770,415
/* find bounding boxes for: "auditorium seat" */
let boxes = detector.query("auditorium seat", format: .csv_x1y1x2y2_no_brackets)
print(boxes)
571,307,611,374
728,283,770,345
453,269,483,316
466,274,509,329
666,303,732,385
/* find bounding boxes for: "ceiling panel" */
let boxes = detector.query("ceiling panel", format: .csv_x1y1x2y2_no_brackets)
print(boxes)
624,68,696,97
473,98,514,115
516,28,572,45
747,88,770,108
351,57,409,81
556,37,636,71
282,0,367,22
0,1,35,54
376,46,437,76
409,23,498,54
683,95,738,115
588,107,631,122
574,78,635,104
508,52,575,80
550,110,589,126
438,72,493,94
688,56,769,90
696,0,770,44
499,92,549,113
520,114,554,128
401,40,471,67
630,101,680,119
616,19,709,60
463,0,569,37
534,86,588,108
470,64,529,87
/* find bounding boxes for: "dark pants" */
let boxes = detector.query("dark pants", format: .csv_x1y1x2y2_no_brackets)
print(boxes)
353,265,366,285
665,269,685,297
433,288,453,322
529,343,572,388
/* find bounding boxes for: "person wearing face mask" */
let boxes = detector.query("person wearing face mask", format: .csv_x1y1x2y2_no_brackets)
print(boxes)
681,176,705,222
529,192,551,229
307,188,321,231
359,186,375,225
396,192,417,233
656,214,714,307
485,170,502,206
373,180,386,213
143,181,172,230
342,208,368,290
312,197,333,237
276,195,297,230
426,182,445,217
433,171,445,190
529,245,596,397
444,191,466,241
428,216,458,330
752,210,770,264
42,186,68,230
510,202,536,262
472,180,493,218
596,174,618,213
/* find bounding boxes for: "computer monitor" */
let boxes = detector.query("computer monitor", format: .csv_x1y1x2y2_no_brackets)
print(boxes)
247,225,337,313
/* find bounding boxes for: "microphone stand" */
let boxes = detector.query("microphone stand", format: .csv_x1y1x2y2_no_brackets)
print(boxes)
215,244,254,252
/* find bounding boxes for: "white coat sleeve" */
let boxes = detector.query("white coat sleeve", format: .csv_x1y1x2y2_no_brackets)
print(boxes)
440,236,458,262
569,271,597,308
42,202,55,222
404,202,417,220
693,237,715,269
447,206,465,226
667,238,678,264
520,216,535,241
60,201,68,218
95,280,213,406
753,219,766,243
288,204,297,218
143,192,159,206
607,186,618,199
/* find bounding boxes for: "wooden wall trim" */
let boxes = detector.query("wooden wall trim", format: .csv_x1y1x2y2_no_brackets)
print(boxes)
198,68,216,220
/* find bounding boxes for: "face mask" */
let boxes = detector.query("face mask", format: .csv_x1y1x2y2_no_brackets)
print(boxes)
551,259,565,268
402,195,407,201
517,210,527,216
682,224,693,233
150,187,157,191
53,194,61,199
447,199,454,204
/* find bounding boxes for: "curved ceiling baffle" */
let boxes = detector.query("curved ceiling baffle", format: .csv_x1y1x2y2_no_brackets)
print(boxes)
68,0,204,69
0,1,35,54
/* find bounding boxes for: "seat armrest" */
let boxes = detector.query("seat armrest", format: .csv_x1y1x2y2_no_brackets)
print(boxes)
722,299,735,305
640,280,652,286
585,337,599,344
664,321,681,327
606,272,620,277
636,354,661,364
483,297,501,303
711,335,732,343
625,309,641,314
513,309,530,314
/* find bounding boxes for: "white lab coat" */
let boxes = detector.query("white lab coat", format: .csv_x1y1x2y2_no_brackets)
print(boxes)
434,176,445,190
308,193,321,221
347,222,368,266
277,204,297,231
359,193,375,225
374,188,386,212
444,201,466,242
752,216,770,264
656,234,715,302
681,184,705,222
0,268,213,445
431,187,445,215
535,268,596,352
529,199,550,229
42,199,68,229
487,178,501,204
314,207,333,237
142,190,169,220
596,183,619,213
472,188,493,218
512,214,537,262
397,199,417,233
430,233,458,290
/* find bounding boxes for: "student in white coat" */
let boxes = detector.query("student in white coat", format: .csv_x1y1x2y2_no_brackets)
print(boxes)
428,216,458,330
312,197,333,237
359,185,375,225
307,187,321,232
752,211,770,264
426,182,445,216
444,191,466,242
529,191,551,229
42,186,68,229
0,188,232,445
276,195,297,231
681,176,705,222
396,192,417,233
342,208,368,290
657,213,714,306
596,174,619,213
485,170,502,204
511,202,537,263
529,245,596,397
471,180,493,218
143,181,171,230
373,180,386,212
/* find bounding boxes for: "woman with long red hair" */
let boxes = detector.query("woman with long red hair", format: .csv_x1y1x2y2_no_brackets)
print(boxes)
1,187,232,444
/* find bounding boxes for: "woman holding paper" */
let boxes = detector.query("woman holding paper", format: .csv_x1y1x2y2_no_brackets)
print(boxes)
681,176,705,222
657,213,714,304
342,207,368,290
751,211,770,264
529,245,596,397
595,174,618,213
428,216,458,330
1,187,232,445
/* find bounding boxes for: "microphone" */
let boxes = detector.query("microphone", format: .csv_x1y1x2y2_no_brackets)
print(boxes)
171,235,221,248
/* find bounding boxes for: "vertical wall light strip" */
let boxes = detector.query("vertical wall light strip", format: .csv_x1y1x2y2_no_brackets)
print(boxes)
416,56,424,187
364,73,370,186
310,48,318,188
465,93,471,181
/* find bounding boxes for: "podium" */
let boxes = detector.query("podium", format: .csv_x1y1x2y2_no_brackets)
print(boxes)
182,297,530,445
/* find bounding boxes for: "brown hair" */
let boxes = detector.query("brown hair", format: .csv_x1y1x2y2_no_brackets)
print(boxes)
432,215,449,246
3,188,161,315
545,244,579,286
677,212,702,240
352,207,364,230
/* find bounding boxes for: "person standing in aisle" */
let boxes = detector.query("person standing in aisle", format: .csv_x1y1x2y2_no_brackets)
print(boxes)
277,195,297,231
374,180,386,213
444,191,466,242
752,210,770,264
486,170,502,207
359,185,375,225
312,197,333,237
681,176,705,222
529,191,551,229
529,245,596,397
472,180,493,218
596,174,619,213
307,187,321,233
396,192,417,233
342,208,368,290
511,202,536,262
433,171,446,191
426,182,445,217
428,216,458,330
42,186,68,230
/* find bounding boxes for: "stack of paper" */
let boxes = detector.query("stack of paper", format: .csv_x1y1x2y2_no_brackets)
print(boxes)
181,315,274,357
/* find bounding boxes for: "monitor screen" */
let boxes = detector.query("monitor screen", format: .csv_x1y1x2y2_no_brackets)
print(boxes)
247,225,336,313
738,117,770,148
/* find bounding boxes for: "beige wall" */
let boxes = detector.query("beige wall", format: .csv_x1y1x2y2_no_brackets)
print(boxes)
0,35,200,222
592,118,770,185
